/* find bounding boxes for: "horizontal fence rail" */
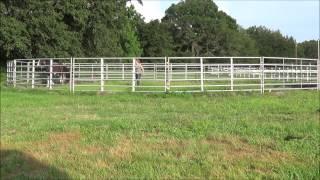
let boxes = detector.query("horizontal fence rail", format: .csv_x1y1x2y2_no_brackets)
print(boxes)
6,57,320,93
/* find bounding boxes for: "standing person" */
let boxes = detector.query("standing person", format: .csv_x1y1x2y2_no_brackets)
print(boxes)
135,59,144,86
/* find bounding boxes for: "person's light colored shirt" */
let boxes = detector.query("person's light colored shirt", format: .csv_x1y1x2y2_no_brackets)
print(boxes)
135,62,144,74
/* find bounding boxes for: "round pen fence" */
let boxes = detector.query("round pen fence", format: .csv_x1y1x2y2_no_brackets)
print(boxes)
6,57,320,93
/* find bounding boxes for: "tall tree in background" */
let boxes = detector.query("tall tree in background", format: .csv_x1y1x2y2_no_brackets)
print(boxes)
0,0,82,66
298,40,318,59
138,20,174,57
82,1,142,57
0,0,143,66
246,26,296,57
162,0,258,57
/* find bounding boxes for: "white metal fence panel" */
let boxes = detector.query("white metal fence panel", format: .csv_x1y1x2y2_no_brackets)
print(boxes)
6,57,320,93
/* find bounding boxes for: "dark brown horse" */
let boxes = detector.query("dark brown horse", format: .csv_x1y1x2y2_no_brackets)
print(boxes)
35,60,70,87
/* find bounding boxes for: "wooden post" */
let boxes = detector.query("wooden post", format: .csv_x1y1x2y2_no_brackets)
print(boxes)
200,58,204,92
100,58,104,92
230,58,234,91
132,58,135,92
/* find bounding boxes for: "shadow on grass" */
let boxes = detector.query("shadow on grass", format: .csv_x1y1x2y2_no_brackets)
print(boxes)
1,149,69,179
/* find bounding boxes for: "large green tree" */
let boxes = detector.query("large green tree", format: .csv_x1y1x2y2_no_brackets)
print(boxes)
82,1,142,57
0,0,143,66
161,0,258,57
138,20,174,57
246,26,296,57
298,40,318,59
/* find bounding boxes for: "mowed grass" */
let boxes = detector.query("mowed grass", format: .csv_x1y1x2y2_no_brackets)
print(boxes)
1,87,319,179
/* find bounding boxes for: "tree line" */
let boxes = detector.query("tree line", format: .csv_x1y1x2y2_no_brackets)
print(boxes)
0,0,318,67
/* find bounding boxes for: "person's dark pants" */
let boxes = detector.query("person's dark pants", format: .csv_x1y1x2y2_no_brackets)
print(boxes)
135,73,141,86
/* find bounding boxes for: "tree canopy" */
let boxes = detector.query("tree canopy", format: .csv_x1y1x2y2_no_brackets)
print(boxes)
0,0,318,67
162,0,258,56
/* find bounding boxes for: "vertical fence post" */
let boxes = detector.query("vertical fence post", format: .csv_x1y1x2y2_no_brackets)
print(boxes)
165,57,170,92
7,61,9,85
282,58,285,87
72,58,75,93
200,57,204,92
300,59,303,88
155,63,158,80
218,65,220,78
291,64,293,82
9,61,11,84
317,57,320,90
230,58,233,91
164,57,167,92
295,65,297,82
169,62,172,84
32,60,35,89
20,61,23,80
100,58,104,92
132,58,135,92
10,61,13,85
13,60,16,87
260,57,264,94
185,63,187,80
69,58,72,92
105,64,108,80
122,63,125,80
91,64,93,80
168,57,171,91
307,63,310,82
26,62,30,84
49,59,53,90
153,63,156,80
78,63,80,78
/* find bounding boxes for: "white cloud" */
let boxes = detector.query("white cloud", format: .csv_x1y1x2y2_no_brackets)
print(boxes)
128,0,164,22
129,0,231,22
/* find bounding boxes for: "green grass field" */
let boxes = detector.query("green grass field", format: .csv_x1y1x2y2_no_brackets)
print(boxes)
1,84,319,179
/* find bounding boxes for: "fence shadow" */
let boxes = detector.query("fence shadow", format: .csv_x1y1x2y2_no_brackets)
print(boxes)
1,149,70,179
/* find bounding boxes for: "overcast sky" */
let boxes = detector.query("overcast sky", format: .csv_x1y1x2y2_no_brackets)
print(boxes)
128,0,319,42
